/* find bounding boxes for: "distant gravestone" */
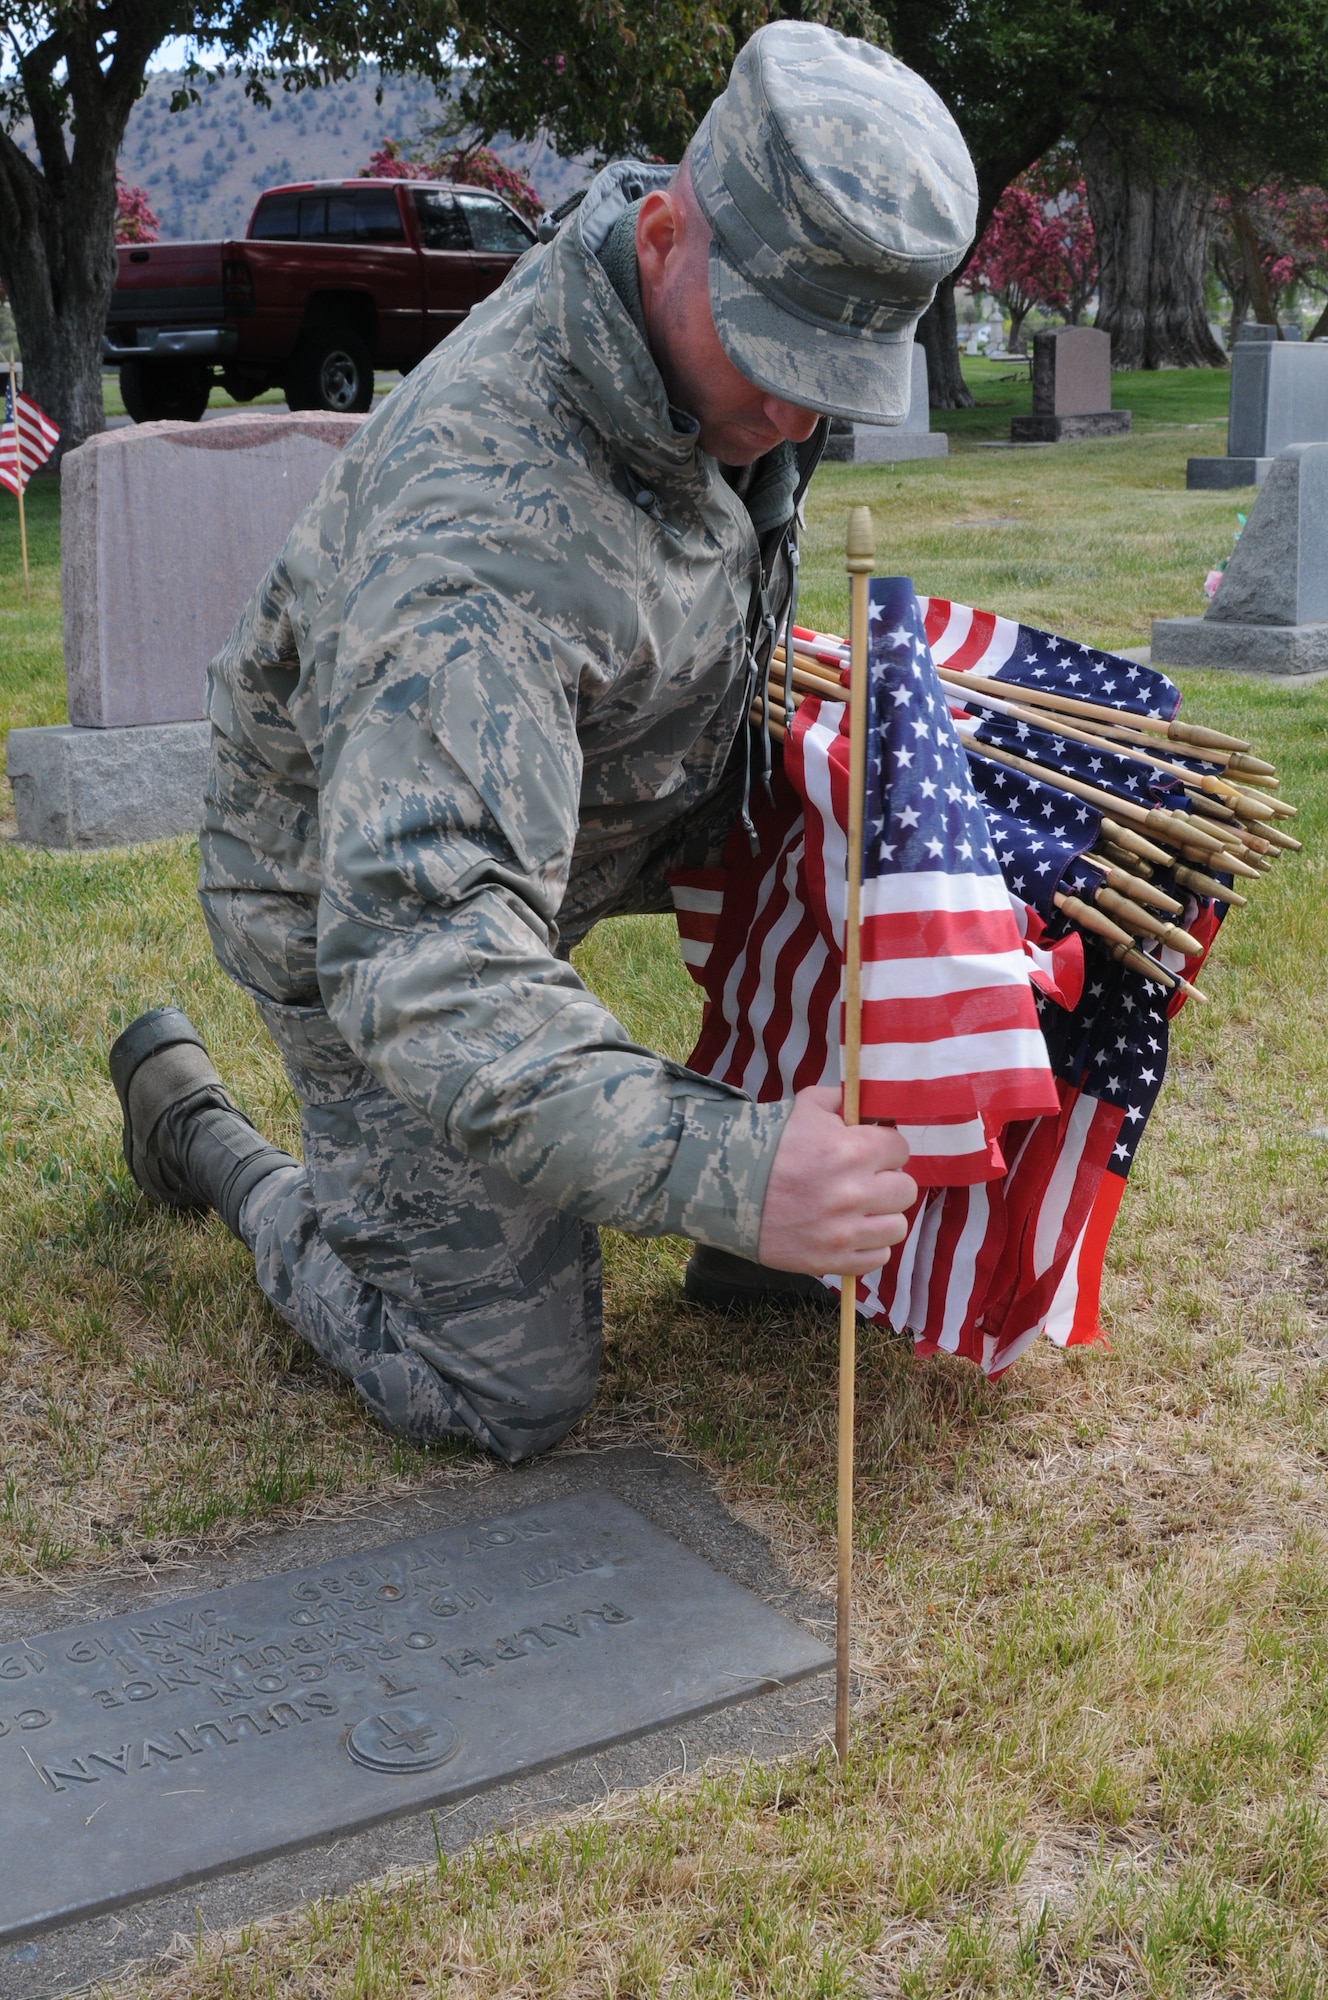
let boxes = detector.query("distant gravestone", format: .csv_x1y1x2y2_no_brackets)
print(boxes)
1153,442,1328,674
1010,327,1130,442
0,1491,829,1945
6,412,364,849
1188,327,1328,488
822,346,947,462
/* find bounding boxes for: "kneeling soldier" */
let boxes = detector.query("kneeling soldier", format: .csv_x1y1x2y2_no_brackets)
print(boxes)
110,24,974,1461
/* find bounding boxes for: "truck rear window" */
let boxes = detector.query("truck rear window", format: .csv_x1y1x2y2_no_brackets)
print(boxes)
250,188,406,244
251,193,299,239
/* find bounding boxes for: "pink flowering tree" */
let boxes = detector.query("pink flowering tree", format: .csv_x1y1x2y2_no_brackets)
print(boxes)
114,177,159,245
362,140,543,224
1212,184,1328,339
1025,153,1097,325
966,155,1098,351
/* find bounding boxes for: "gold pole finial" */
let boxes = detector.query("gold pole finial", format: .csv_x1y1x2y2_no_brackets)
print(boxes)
846,504,876,572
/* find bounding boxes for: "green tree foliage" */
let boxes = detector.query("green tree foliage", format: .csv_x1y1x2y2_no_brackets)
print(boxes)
889,0,1328,384
1064,0,1328,364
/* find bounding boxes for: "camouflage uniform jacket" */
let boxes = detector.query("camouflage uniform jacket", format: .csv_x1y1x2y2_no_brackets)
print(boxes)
202,161,817,1258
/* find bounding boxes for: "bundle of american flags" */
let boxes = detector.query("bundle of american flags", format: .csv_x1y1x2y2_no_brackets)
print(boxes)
0,370,59,499
672,578,1298,1375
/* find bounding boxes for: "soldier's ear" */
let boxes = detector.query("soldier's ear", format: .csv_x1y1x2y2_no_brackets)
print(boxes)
635,191,681,294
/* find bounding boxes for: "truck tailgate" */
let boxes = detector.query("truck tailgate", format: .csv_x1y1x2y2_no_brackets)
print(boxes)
108,242,229,330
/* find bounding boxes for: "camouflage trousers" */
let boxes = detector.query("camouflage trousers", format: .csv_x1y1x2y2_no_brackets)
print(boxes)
236,990,602,1465
203,761,745,1464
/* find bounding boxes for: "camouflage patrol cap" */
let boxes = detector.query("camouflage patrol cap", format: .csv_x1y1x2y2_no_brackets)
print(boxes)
688,22,978,425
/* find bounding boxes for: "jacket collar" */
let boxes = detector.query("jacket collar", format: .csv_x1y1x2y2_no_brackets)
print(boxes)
532,161,713,484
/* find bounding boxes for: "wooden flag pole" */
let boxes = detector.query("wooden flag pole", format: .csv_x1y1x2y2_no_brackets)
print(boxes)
7,355,29,598
836,503,875,1766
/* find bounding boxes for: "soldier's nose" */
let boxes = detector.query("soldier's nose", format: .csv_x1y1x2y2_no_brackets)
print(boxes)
763,397,821,443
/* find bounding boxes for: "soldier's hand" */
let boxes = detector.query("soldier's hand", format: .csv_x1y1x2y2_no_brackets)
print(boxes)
757,1086,916,1276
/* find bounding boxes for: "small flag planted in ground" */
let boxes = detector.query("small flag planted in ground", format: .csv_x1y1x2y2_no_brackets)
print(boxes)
0,372,59,497
1,363,59,594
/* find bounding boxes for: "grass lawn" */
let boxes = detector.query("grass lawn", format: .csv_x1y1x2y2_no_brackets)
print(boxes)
7,376,1328,1996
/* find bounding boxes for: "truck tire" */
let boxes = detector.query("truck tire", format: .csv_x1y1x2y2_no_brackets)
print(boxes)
119,360,212,424
284,328,375,414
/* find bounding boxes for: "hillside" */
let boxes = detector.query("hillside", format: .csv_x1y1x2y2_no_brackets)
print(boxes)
15,67,591,243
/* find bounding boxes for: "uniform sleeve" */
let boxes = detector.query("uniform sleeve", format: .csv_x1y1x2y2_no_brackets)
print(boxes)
314,574,790,1254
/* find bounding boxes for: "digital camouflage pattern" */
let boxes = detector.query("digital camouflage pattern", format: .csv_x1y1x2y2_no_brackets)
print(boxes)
200,159,807,1453
236,1000,603,1462
690,22,978,426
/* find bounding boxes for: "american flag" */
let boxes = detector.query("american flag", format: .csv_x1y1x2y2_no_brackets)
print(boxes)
921,595,1181,719
0,374,60,498
672,588,1225,1374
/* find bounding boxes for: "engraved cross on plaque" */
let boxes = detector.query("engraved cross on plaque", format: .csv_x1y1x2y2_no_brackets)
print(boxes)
374,1715,437,1756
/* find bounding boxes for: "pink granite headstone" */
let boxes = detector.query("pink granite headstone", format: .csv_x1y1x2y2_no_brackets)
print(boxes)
62,412,365,728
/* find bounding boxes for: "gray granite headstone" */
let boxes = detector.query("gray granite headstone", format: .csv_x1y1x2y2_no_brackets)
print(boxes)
822,346,947,462
0,1489,829,1945
1010,328,1130,442
6,412,364,849
1188,328,1328,489
1153,441,1328,673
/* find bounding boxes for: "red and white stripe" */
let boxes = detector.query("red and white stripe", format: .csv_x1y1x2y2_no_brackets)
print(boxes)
920,598,1022,676
789,687,1058,1145
827,1082,1126,1374
0,386,60,497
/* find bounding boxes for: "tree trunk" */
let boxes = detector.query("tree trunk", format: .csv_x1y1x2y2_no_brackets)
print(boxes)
0,10,171,457
915,271,973,409
1229,202,1281,333
1080,122,1225,368
0,130,119,455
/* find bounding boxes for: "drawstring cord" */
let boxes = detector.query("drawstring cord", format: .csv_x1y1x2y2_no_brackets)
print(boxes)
738,420,824,858
782,532,800,729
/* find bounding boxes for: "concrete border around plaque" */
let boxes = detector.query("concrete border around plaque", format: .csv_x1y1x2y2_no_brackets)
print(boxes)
0,1449,834,2000
5,721,211,850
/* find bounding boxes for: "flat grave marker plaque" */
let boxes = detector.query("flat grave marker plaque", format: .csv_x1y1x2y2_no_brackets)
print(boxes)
0,1492,830,1943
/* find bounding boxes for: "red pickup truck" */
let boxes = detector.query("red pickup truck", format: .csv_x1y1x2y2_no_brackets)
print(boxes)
105,178,538,424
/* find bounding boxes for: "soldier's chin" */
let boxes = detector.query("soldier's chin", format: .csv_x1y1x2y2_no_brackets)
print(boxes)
707,421,782,466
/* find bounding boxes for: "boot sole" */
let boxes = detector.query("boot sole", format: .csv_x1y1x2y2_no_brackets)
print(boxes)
108,1007,209,1107
108,1007,213,1207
